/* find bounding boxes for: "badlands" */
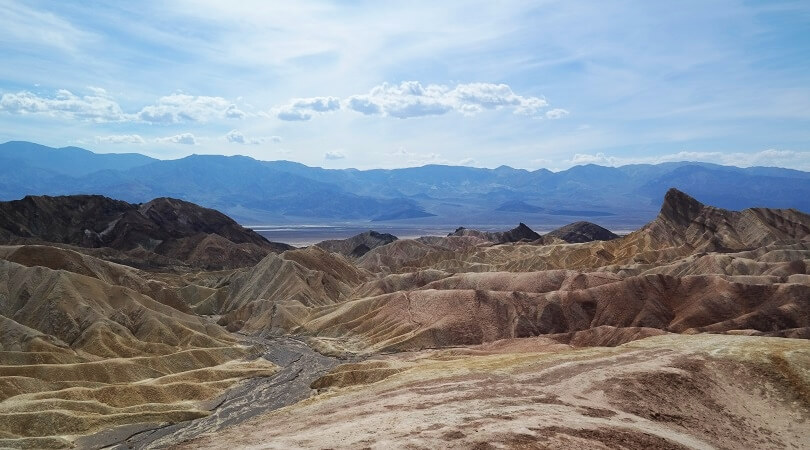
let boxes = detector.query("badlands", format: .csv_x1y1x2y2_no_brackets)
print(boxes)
0,188,808,449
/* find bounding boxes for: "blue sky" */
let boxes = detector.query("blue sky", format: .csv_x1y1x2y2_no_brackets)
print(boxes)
0,0,808,170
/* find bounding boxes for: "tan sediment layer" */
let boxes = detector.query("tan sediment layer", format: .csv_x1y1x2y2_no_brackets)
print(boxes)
179,334,810,450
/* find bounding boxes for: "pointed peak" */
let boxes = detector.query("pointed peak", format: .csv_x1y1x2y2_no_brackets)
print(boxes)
659,188,705,225
449,226,467,236
505,223,541,241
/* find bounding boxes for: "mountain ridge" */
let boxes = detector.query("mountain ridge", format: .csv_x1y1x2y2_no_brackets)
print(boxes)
2,141,810,225
0,194,292,269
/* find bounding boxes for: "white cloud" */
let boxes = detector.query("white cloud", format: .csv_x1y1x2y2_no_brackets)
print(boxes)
345,81,549,119
530,158,553,168
276,96,340,121
391,147,449,166
0,89,249,126
453,83,547,115
545,108,570,119
566,149,810,170
225,129,249,144
277,109,312,121
225,129,258,145
569,152,617,165
156,133,197,145
295,97,340,112
137,94,245,123
95,134,145,144
346,96,382,115
2,2,808,170
324,150,346,160
269,81,555,121
225,129,281,145
0,89,125,122
86,86,109,96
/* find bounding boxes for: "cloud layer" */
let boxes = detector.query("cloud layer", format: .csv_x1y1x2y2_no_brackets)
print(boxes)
95,134,145,144
2,83,560,126
0,2,807,170
275,82,557,121
224,129,280,145
566,149,810,170
346,82,548,119
0,90,245,124
0,89,125,122
324,150,345,160
137,94,245,123
277,97,340,121
156,133,197,145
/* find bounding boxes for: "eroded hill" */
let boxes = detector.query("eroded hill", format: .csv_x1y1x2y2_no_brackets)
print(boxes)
0,195,292,269
1,188,808,449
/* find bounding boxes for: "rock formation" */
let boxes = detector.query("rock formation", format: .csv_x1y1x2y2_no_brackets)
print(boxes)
315,230,398,257
448,222,541,243
545,221,619,243
2,187,809,448
0,195,292,269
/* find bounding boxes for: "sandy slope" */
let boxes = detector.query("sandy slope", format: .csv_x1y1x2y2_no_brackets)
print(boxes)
0,254,278,448
178,334,810,450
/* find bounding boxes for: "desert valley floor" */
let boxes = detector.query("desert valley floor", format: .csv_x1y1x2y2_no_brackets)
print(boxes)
0,188,808,449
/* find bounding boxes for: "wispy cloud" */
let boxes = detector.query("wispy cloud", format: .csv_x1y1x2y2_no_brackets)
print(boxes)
0,88,246,125
155,133,197,145
324,150,345,160
95,134,145,144
272,82,555,121
137,94,245,123
0,1,94,52
0,89,125,122
385,148,483,167
276,96,341,121
567,149,810,170
224,129,275,145
0,1,807,169
545,108,569,119
0,82,557,126
346,81,550,119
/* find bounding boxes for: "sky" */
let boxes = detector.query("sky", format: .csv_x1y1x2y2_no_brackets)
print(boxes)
0,0,809,170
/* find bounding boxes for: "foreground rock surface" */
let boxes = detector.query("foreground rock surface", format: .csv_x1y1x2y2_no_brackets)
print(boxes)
178,334,810,449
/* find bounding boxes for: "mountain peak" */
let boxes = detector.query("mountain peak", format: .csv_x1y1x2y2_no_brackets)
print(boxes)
545,221,619,243
506,222,541,241
659,188,706,226
315,230,398,258
449,223,540,243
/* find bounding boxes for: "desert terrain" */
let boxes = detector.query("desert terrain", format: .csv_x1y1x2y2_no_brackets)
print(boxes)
0,188,808,449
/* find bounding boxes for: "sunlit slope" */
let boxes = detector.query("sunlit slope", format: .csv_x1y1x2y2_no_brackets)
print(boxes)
181,334,810,449
216,190,810,351
0,256,276,448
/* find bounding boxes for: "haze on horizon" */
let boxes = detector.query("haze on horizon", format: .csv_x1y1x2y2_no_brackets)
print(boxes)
1,0,809,171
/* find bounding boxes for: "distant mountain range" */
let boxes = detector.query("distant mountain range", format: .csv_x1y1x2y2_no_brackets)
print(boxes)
2,140,809,227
